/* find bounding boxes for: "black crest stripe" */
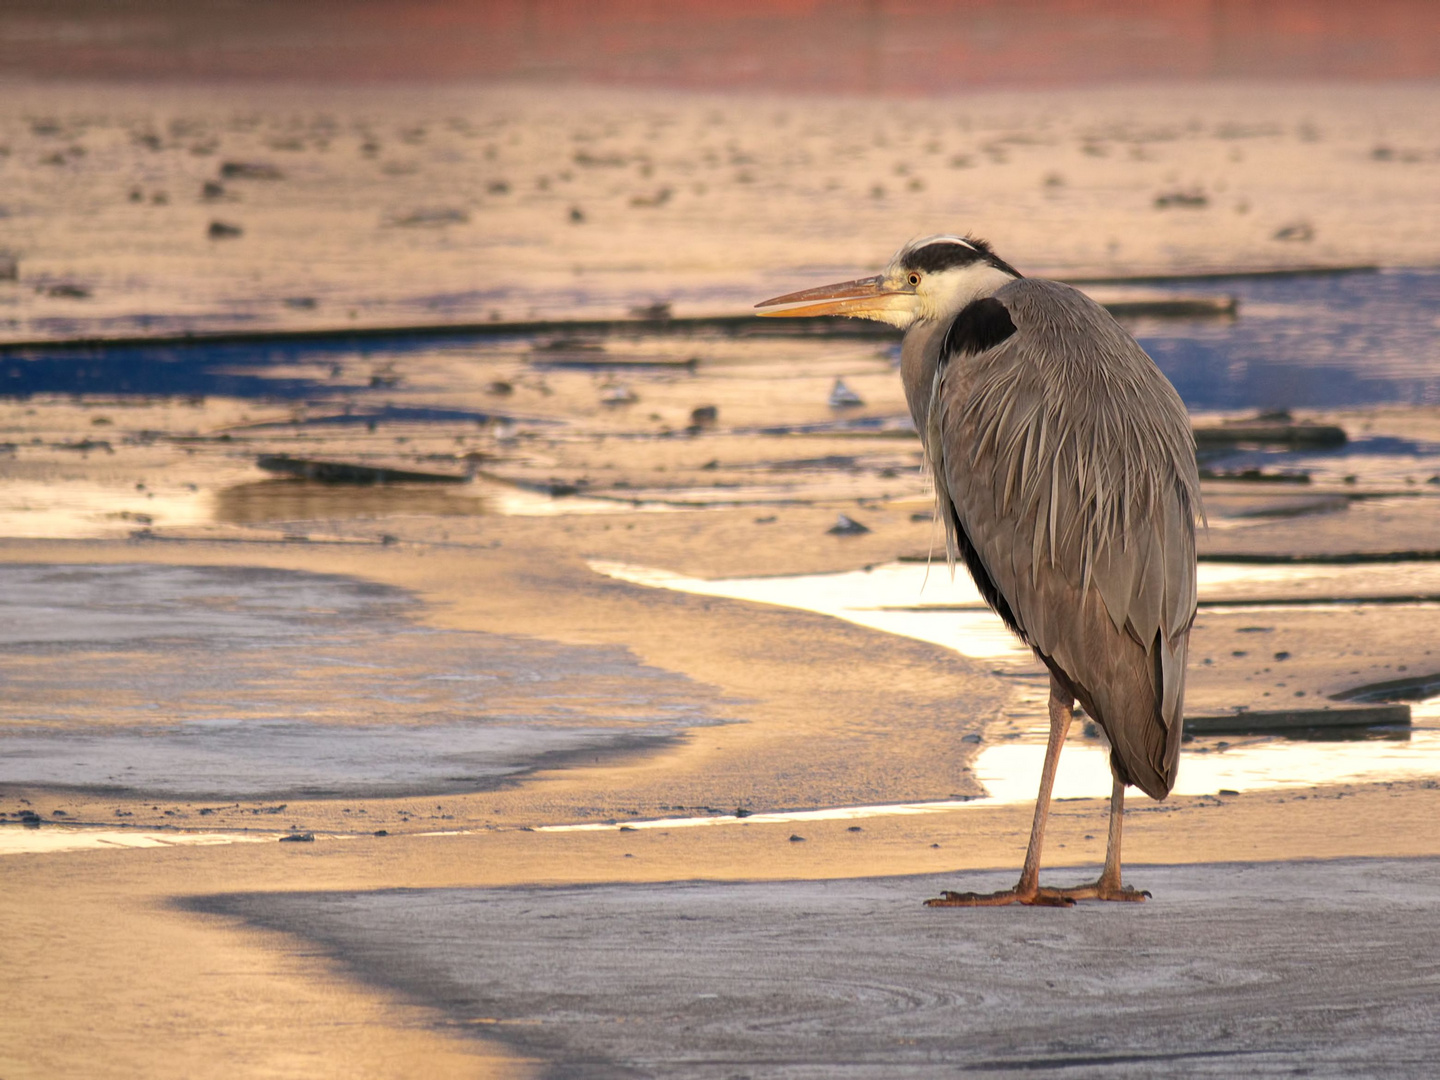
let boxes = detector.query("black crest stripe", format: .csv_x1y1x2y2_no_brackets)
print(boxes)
942,296,1017,360
903,236,1024,277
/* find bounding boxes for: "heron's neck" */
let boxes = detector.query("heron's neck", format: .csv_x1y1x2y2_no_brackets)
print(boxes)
899,317,950,436
898,266,1018,433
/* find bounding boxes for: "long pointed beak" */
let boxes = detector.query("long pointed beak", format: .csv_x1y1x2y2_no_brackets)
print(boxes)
755,275,911,319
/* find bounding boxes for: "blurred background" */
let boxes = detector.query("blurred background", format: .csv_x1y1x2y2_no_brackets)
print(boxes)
5,1,1440,87
3,0,1440,340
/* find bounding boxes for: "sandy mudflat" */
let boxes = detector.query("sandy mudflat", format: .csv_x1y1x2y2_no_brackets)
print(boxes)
3,78,1440,1079
4,81,1440,338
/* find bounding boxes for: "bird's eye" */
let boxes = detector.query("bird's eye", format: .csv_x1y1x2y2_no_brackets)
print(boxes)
907,272,921,287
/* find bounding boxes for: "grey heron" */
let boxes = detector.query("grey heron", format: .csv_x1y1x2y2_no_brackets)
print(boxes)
757,236,1200,906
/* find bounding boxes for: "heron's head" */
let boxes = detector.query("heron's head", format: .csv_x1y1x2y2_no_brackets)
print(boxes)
756,235,1021,330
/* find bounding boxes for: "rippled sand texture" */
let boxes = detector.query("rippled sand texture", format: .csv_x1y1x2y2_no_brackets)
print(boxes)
3,81,1440,339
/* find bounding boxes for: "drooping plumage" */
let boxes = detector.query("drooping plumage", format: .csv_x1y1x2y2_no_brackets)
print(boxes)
918,278,1199,799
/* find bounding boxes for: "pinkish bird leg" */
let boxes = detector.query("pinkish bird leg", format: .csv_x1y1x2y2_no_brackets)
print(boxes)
1043,772,1150,902
926,679,1075,908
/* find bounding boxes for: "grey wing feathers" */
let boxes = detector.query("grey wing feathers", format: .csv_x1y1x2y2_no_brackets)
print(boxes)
929,278,1200,799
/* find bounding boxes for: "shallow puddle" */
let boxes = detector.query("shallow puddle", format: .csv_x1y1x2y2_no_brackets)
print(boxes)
0,826,285,857
593,559,1440,803
0,563,728,799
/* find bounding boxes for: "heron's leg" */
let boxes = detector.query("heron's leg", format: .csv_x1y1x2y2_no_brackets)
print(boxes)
1041,771,1149,903
926,678,1075,908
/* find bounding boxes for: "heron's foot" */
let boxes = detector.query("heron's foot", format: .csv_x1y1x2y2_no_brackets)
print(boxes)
924,886,1074,908
1040,880,1150,903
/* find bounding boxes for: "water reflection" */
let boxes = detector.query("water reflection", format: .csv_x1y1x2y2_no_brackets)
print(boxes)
1135,269,1440,410
593,560,1440,800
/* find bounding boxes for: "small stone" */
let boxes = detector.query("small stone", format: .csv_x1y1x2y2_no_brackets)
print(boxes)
279,832,315,843
373,829,389,837
847,826,863,832
220,161,283,180
690,404,718,425
828,379,865,408
208,220,243,239
960,733,982,744
827,513,870,536
734,808,752,818
1154,188,1208,208
789,834,806,842
1274,651,1291,660
1219,789,1240,796
601,385,637,405
1273,221,1315,243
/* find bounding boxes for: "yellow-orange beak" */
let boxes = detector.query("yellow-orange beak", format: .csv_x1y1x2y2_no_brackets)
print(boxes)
755,275,914,320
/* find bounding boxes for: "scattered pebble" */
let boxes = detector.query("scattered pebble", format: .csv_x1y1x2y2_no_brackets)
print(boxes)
789,834,806,842
279,832,315,842
827,513,870,536
1154,189,1208,208
828,379,865,408
847,826,863,832
1273,221,1315,242
390,208,468,228
601,385,638,405
208,220,243,239
690,404,718,426
45,283,90,299
220,161,283,180
960,733,982,744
